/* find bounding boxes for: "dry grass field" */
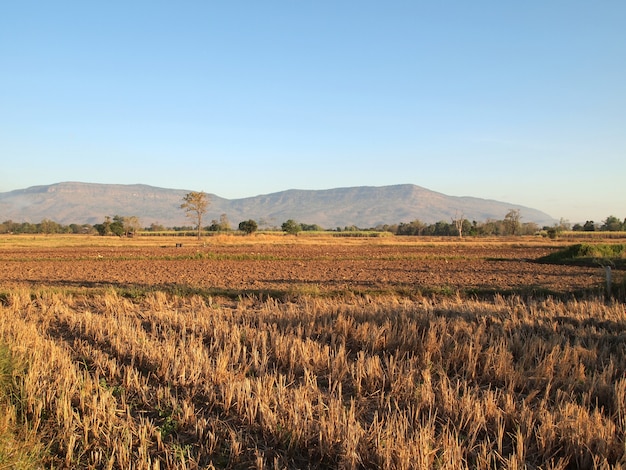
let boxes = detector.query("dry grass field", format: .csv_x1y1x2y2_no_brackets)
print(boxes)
0,234,625,469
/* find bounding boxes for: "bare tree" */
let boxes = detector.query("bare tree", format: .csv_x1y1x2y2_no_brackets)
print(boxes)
452,211,465,239
181,191,210,239
219,213,231,231
123,216,141,237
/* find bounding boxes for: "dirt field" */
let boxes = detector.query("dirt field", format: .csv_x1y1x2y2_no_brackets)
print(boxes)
0,236,609,297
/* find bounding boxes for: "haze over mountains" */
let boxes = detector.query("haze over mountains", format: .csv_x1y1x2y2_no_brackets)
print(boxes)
0,182,555,229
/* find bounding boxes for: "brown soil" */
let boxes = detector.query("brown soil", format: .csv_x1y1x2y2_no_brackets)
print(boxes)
0,239,611,297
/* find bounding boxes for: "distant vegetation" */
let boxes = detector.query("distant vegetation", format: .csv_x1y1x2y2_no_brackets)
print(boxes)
1,214,625,238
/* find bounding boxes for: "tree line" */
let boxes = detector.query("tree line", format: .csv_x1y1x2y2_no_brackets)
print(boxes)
3,214,625,237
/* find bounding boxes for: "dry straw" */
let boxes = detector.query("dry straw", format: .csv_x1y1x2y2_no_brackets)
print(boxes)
1,289,625,468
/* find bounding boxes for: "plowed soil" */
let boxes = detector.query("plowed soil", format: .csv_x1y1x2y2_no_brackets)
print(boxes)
0,237,610,297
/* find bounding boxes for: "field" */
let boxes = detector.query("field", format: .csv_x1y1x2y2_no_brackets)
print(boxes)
1,234,625,469
0,235,614,298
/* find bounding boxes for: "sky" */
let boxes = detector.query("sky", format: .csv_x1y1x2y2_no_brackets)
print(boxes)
1,1,624,224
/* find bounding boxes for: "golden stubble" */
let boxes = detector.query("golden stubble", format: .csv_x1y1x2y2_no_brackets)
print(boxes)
1,289,625,468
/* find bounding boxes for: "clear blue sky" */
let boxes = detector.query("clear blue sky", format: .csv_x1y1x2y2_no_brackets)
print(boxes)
1,1,624,224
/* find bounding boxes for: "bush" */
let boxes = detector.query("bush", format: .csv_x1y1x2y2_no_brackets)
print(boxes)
281,219,301,236
238,220,258,235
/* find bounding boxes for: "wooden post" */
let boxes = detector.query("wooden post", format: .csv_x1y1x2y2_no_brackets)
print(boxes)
605,266,612,297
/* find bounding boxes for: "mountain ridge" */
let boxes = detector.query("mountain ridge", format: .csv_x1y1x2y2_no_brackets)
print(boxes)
0,182,555,228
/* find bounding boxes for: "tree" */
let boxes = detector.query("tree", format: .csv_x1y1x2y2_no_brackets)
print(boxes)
461,219,473,237
301,223,324,232
149,222,166,232
396,220,426,236
452,212,465,239
479,219,504,236
282,219,302,236
520,222,540,235
425,221,453,236
583,220,596,232
110,216,125,237
181,191,210,240
68,223,81,234
503,209,521,236
40,218,58,235
218,213,231,231
123,215,141,237
558,218,571,231
601,215,623,231
94,216,112,236
208,213,231,232
238,219,258,235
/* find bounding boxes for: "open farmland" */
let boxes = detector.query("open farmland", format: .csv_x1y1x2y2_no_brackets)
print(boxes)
1,235,625,469
0,235,612,297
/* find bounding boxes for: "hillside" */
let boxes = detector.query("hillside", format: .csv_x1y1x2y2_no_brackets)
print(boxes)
0,182,555,228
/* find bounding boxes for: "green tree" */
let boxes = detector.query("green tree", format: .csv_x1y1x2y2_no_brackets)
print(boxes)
110,216,125,237
461,219,473,236
181,191,210,240
149,222,166,232
601,215,623,231
300,223,324,231
238,219,258,235
93,223,106,236
39,218,58,235
282,219,302,236
95,216,124,236
428,220,453,236
583,220,596,231
68,223,81,234
396,220,427,236
19,222,36,234
94,216,112,236
479,219,504,236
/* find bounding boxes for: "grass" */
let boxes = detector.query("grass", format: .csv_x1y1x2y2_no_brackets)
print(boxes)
537,243,626,268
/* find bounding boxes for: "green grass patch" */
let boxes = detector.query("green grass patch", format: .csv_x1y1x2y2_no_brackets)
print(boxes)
536,243,626,268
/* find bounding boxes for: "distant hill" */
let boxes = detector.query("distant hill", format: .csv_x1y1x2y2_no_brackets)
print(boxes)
0,182,555,228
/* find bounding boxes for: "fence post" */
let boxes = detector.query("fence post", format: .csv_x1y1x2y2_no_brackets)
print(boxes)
605,266,612,298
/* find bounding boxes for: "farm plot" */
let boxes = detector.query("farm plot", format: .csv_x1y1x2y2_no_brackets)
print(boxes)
0,238,608,297
0,236,624,468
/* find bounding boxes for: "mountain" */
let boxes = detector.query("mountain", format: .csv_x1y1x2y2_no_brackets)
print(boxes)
0,182,555,228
